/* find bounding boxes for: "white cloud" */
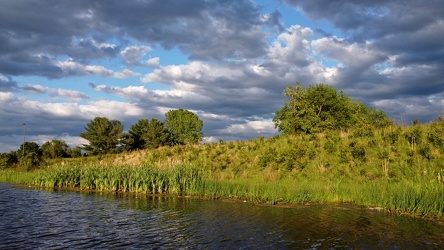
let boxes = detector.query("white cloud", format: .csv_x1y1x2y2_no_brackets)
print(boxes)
57,59,139,78
218,120,277,136
22,84,89,102
312,38,387,70
121,45,152,66
0,92,14,101
146,57,160,67
267,25,313,67
79,100,146,119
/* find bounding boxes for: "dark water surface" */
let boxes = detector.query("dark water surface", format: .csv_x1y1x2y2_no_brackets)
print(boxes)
1,183,443,249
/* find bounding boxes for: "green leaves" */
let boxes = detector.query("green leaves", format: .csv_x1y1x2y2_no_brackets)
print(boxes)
164,109,204,145
274,83,392,134
41,140,68,159
80,110,204,153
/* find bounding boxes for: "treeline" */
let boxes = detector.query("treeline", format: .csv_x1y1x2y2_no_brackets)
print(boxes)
0,109,203,170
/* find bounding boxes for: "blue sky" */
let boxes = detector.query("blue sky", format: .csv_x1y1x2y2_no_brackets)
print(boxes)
1,0,444,152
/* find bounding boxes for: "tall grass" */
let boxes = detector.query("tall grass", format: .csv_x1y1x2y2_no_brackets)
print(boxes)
2,119,444,218
3,163,202,195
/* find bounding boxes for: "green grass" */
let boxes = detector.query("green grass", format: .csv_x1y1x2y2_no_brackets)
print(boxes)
2,120,444,218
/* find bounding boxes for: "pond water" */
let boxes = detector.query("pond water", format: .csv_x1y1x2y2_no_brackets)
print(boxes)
0,183,443,249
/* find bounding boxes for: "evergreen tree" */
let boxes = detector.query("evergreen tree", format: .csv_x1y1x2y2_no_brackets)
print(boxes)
128,118,171,149
80,117,123,155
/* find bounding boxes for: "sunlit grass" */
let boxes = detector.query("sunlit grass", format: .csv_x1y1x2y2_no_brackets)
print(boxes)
2,120,444,218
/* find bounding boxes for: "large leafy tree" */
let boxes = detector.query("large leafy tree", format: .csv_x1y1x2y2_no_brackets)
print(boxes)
41,140,69,159
128,118,171,149
164,109,204,145
80,117,124,155
273,83,392,134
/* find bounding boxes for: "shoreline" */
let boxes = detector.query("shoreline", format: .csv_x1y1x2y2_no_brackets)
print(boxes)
5,181,444,223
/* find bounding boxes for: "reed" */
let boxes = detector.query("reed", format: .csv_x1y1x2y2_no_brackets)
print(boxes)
2,163,202,195
2,119,444,218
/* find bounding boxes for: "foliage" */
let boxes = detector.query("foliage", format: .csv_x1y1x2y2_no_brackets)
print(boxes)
41,140,69,159
164,109,203,145
127,119,149,149
273,83,392,134
66,146,83,158
18,152,42,171
128,118,172,149
80,117,124,155
17,141,41,158
0,151,18,169
142,118,172,149
4,114,444,218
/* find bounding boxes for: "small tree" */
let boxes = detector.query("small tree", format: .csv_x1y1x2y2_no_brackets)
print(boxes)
80,117,124,155
41,140,69,159
164,109,204,145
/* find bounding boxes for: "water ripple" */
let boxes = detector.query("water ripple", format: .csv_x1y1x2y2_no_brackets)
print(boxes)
1,183,444,249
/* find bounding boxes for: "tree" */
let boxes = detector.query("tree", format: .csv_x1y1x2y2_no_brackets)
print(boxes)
128,119,150,149
119,132,135,151
66,146,83,158
142,118,172,149
16,142,42,170
0,151,18,169
17,141,41,158
273,83,392,134
164,109,204,145
80,117,124,155
41,140,69,159
127,118,171,149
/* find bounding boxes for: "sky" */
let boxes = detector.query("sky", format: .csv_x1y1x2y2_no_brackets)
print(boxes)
1,0,444,152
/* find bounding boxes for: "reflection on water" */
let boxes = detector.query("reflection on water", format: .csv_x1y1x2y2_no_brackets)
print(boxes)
0,183,443,249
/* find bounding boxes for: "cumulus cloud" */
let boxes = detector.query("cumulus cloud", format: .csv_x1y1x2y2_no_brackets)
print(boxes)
121,46,152,66
57,59,139,78
1,0,444,152
282,0,444,41
0,93,161,151
140,25,330,118
283,0,444,105
0,0,270,71
22,84,89,102
218,120,276,138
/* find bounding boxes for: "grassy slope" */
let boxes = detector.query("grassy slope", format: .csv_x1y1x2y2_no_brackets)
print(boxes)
2,120,444,218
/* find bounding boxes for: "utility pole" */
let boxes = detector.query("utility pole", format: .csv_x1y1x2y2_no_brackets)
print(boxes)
22,123,26,158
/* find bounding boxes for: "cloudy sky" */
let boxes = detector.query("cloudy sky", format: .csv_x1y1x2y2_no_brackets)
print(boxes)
1,0,443,152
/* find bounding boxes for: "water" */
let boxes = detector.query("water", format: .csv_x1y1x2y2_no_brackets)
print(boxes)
1,183,443,249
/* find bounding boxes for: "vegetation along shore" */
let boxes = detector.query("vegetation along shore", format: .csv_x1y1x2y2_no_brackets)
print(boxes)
1,83,444,219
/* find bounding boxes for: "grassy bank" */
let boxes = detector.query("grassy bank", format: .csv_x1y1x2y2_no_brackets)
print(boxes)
2,120,444,218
